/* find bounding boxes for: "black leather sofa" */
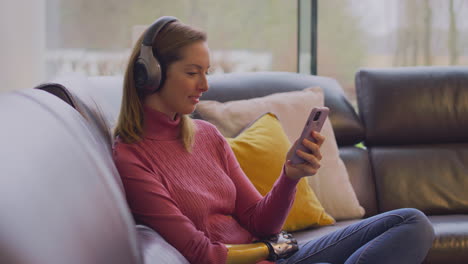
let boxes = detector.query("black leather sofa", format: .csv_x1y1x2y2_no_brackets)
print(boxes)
0,66,466,263
355,67,468,263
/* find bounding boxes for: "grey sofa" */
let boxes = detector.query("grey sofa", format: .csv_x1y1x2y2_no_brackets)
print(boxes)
0,67,466,263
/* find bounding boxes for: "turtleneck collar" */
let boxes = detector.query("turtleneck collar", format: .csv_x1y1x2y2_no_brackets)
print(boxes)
143,105,181,140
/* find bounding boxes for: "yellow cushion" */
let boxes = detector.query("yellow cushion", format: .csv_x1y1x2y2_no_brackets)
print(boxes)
226,113,335,231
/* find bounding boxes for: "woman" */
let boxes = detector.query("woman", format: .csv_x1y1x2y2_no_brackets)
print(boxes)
113,16,435,264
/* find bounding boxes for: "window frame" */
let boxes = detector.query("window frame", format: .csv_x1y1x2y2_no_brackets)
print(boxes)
297,0,318,75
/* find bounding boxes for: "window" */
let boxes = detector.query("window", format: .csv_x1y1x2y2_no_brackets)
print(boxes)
45,0,298,80
300,0,468,102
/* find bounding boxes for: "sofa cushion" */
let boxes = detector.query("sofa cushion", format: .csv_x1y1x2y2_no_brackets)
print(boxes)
356,66,468,146
425,215,468,263
339,146,378,217
197,87,365,220
227,113,335,231
370,145,468,215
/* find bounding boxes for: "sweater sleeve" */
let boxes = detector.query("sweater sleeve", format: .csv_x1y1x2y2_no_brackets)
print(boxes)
113,144,227,264
216,129,300,238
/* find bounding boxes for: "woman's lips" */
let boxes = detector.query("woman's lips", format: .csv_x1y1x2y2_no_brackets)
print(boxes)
189,95,201,104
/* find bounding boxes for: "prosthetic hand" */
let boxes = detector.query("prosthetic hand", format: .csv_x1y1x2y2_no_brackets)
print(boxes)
225,231,299,264
262,231,299,261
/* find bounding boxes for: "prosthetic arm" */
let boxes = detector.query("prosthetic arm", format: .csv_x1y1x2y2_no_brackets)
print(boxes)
226,243,269,264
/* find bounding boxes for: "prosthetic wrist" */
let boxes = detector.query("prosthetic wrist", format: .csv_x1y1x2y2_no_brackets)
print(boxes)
262,231,299,261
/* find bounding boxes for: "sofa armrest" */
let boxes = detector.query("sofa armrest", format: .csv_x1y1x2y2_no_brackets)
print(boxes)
136,225,189,264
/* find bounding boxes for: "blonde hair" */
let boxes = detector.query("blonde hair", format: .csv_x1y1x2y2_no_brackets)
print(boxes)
114,20,207,152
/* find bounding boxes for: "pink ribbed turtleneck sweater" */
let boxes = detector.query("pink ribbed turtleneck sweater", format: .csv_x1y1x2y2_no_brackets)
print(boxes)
113,106,299,264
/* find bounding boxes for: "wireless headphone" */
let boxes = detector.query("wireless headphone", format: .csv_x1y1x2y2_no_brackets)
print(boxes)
133,16,178,94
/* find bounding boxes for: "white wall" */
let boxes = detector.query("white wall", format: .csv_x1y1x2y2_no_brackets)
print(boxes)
0,0,45,92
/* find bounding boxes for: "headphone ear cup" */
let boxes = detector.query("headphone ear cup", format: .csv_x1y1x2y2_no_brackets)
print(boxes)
150,57,162,92
134,46,162,94
134,58,149,91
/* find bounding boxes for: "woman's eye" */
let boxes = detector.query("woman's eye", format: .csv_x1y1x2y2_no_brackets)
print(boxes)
187,72,197,76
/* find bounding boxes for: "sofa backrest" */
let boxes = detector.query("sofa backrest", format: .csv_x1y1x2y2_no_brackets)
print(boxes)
0,88,141,264
356,66,468,215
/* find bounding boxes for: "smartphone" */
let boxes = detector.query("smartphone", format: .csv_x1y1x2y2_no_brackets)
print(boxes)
289,107,329,164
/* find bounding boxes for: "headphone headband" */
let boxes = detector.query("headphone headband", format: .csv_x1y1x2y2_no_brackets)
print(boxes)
141,16,178,46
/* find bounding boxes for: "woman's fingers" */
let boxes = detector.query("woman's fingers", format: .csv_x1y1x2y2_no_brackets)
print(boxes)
311,131,325,147
295,149,321,174
301,138,322,161
285,132,326,179
295,150,321,168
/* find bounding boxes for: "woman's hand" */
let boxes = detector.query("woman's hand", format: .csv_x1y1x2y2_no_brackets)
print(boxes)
285,131,325,180
262,231,299,261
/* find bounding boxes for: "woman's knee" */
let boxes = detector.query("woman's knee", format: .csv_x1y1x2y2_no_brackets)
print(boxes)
399,208,435,242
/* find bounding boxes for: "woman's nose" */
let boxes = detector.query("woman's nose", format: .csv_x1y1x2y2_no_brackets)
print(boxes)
199,74,209,92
